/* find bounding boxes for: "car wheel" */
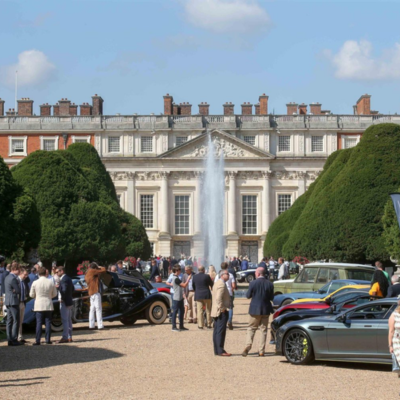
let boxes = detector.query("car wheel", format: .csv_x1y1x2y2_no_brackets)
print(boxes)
120,316,138,326
283,328,314,365
145,301,168,325
281,299,293,306
246,275,254,283
51,316,63,332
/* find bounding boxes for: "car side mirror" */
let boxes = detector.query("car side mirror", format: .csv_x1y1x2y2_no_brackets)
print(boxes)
337,314,346,323
325,297,331,305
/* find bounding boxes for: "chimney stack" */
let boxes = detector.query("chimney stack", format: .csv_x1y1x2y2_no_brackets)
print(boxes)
17,98,34,116
198,102,210,116
53,103,60,116
92,94,104,115
223,102,234,115
173,103,180,115
298,103,307,115
40,103,52,116
241,102,253,115
6,108,16,116
259,94,269,115
356,94,371,115
80,102,92,116
310,103,322,115
59,98,71,115
254,103,260,115
163,94,173,115
180,102,192,115
286,102,298,115
69,103,78,116
0,98,4,116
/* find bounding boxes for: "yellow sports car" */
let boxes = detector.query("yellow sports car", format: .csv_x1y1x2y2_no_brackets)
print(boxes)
291,284,370,304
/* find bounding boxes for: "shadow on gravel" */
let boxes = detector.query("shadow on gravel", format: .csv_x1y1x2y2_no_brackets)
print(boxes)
279,359,391,372
0,345,124,373
0,376,50,388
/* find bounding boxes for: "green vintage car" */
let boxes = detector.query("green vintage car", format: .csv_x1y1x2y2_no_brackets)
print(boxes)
273,263,375,295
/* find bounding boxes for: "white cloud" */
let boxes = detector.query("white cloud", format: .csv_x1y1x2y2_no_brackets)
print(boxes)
0,50,56,87
183,0,271,35
327,40,400,80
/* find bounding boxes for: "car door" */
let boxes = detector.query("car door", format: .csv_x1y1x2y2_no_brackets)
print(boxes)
376,303,396,362
291,266,319,292
325,303,386,359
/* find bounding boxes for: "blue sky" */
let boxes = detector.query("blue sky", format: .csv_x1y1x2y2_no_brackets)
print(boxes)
1,0,400,115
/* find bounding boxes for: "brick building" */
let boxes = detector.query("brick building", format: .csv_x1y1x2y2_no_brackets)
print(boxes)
0,92,392,260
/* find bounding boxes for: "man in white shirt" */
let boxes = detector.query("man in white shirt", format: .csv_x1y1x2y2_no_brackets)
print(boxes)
166,270,182,321
215,262,236,330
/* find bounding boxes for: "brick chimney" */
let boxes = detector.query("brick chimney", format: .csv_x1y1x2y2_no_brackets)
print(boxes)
286,102,298,115
6,108,16,116
180,102,192,115
241,102,253,115
163,94,173,115
223,102,234,115
173,103,180,115
198,102,210,116
356,94,371,115
40,103,52,116
53,103,60,116
92,94,104,115
17,98,34,116
259,94,268,115
0,98,4,116
310,103,322,115
69,103,78,116
59,98,71,115
254,103,260,115
298,103,308,115
80,102,92,116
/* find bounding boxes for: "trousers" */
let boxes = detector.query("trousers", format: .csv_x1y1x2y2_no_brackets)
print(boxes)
89,293,104,329
60,302,73,339
172,299,184,329
36,311,52,343
245,314,270,353
187,292,197,321
213,310,228,355
196,299,212,328
6,305,19,343
18,302,25,340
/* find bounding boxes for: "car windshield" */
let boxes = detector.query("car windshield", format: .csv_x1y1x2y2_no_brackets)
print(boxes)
317,282,331,294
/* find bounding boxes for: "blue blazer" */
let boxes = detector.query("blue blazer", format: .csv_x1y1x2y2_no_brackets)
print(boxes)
59,275,74,307
246,277,274,316
4,273,21,306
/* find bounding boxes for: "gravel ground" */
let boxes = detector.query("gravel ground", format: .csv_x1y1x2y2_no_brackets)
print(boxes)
0,298,396,400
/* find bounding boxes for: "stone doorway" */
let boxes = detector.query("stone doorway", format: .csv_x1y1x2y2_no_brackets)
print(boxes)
173,241,191,260
240,241,259,264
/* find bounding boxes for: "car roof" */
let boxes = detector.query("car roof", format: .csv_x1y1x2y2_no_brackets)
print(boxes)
304,263,375,270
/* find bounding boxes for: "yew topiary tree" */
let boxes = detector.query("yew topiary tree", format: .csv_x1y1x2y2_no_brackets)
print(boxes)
382,194,400,262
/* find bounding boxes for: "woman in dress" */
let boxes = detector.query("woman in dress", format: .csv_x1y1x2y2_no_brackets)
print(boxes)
208,265,217,282
388,297,400,378
369,269,389,297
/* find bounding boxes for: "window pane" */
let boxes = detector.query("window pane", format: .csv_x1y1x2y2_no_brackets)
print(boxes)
108,137,120,153
311,136,323,152
278,136,290,152
141,137,153,152
43,139,55,151
176,136,188,146
175,195,190,235
344,138,357,149
243,136,256,146
75,138,88,143
140,195,154,228
242,195,257,234
278,194,292,215
12,139,24,153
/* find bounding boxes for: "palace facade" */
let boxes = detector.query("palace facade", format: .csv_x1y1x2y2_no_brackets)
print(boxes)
0,92,392,261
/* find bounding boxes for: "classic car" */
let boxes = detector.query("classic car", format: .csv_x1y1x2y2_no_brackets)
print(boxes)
270,293,382,343
273,289,370,319
22,270,171,331
275,297,396,365
272,279,371,308
272,263,375,295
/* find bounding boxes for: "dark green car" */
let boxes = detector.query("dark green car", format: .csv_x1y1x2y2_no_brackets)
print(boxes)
276,298,395,365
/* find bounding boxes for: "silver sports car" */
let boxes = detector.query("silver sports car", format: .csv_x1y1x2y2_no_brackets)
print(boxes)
275,298,396,365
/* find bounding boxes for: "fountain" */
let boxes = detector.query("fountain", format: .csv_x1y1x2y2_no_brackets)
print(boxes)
201,132,225,270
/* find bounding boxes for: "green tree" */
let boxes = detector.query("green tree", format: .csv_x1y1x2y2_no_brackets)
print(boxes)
382,195,400,261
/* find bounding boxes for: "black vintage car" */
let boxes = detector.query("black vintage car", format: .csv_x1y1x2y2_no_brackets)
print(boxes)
21,271,171,331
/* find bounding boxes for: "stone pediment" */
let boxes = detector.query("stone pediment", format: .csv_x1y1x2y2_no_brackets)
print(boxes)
159,130,274,159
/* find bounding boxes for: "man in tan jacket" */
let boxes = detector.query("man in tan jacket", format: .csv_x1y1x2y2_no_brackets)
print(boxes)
211,269,231,356
85,262,106,330
30,267,58,345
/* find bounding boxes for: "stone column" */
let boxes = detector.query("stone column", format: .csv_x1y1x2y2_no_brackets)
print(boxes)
126,172,135,215
226,172,239,257
297,171,306,196
193,171,204,258
261,170,272,234
158,171,172,256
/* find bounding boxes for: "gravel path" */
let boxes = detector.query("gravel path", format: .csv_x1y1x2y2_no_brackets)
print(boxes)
0,298,396,400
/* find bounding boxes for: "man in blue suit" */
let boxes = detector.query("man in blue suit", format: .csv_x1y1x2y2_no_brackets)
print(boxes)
242,267,274,357
55,266,74,343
